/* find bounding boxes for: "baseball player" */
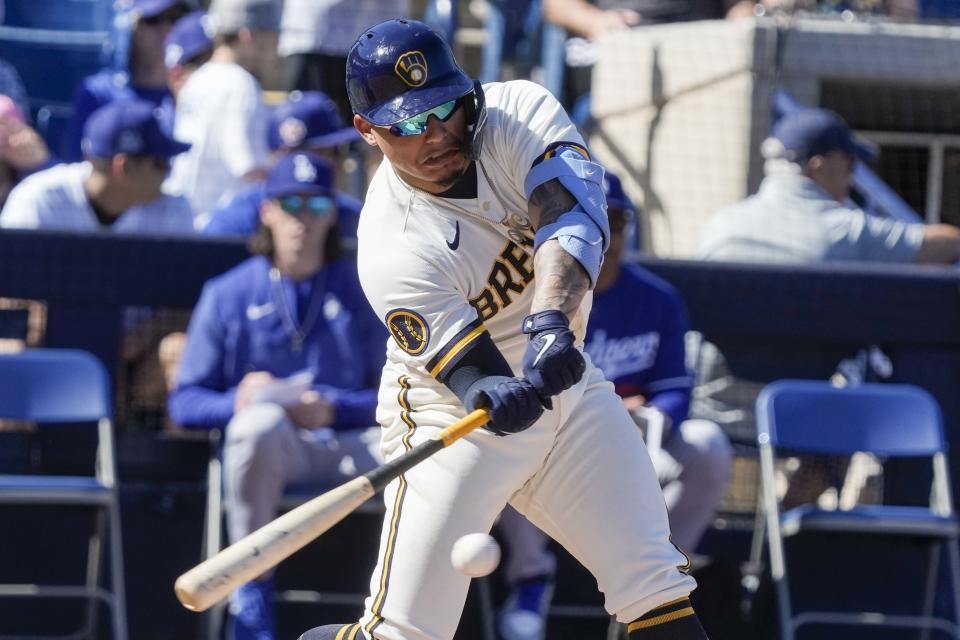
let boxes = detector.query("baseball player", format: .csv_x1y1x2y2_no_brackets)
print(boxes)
300,19,708,640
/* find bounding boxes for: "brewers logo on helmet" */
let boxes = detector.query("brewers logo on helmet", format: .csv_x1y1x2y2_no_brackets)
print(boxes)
395,51,428,87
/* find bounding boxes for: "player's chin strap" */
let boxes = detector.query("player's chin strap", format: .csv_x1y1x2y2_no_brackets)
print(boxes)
523,144,610,286
463,80,487,161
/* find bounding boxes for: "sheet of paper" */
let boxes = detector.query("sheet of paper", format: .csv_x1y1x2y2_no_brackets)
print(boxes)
251,370,315,407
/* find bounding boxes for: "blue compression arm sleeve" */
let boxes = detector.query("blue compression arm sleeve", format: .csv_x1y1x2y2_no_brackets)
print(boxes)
524,146,610,284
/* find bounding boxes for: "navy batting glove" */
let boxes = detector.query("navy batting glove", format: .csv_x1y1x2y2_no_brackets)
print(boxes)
521,310,586,402
465,376,545,436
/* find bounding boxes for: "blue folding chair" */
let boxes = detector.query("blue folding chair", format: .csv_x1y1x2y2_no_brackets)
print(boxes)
757,379,960,639
0,349,127,640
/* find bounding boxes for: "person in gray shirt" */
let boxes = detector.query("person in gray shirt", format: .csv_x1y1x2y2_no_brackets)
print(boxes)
695,108,960,518
698,108,960,265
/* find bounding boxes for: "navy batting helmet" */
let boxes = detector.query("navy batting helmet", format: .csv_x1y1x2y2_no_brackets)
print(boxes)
346,19,487,158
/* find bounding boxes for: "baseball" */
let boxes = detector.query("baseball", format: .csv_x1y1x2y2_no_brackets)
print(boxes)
450,533,501,577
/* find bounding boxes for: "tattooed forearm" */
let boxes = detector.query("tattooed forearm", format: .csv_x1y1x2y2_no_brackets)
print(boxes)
528,179,577,229
530,240,590,319
527,178,591,318
530,240,591,317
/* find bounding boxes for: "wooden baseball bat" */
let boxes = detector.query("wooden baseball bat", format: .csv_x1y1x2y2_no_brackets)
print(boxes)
174,408,490,612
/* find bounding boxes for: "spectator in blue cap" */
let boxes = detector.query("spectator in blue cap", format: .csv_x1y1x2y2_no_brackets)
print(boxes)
497,169,732,640
169,150,386,640
266,90,361,151
699,107,960,265
203,90,363,242
60,0,193,162
164,10,215,101
0,98,194,234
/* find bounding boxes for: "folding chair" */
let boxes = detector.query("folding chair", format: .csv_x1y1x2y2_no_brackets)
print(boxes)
757,379,960,639
0,348,127,640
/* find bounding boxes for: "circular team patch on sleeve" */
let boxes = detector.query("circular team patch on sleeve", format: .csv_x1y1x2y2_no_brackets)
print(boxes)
386,309,430,355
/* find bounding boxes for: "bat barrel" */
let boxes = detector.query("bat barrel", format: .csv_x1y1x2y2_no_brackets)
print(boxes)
174,409,489,612
175,476,375,611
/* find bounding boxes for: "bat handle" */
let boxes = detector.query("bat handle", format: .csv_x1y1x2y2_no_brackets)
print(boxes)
439,409,489,446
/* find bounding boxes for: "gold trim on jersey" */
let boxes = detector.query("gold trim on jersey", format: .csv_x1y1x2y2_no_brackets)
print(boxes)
365,376,418,636
427,319,487,379
628,607,695,631
334,624,361,640
543,142,590,161
627,597,695,631
671,534,692,573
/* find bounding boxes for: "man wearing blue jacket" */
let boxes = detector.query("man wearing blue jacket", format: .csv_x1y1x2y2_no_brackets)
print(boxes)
169,151,386,640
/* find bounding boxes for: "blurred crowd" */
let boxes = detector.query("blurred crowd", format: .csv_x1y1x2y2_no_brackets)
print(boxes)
1,1,959,640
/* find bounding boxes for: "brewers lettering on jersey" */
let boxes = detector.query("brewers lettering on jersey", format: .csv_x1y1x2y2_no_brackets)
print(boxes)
298,19,709,640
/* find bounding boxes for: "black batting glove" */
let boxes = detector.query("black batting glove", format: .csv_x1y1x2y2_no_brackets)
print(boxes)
465,375,545,436
521,310,586,405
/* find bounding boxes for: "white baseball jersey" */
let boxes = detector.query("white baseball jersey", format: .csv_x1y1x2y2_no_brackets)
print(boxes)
358,80,593,450
354,80,694,640
168,62,270,221
0,162,196,235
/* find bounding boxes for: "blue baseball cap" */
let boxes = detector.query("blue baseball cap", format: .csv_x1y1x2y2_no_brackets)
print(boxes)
81,99,191,159
264,152,334,199
770,108,878,163
268,91,360,151
602,170,637,215
164,11,213,69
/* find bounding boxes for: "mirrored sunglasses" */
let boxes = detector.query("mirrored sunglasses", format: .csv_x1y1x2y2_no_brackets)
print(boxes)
388,99,460,137
278,195,335,217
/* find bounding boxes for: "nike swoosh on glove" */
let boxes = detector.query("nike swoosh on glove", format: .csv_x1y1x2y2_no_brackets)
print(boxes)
465,376,545,436
521,310,586,403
